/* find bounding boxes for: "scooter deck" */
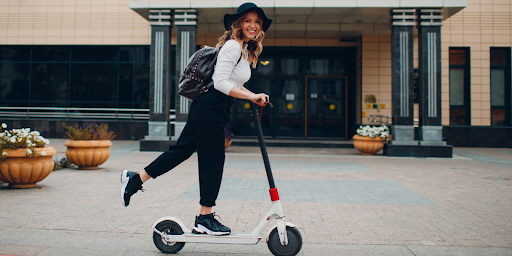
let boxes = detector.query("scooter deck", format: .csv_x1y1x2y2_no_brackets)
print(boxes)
162,232,265,244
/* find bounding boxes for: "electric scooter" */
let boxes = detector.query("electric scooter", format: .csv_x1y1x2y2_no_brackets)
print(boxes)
151,101,303,256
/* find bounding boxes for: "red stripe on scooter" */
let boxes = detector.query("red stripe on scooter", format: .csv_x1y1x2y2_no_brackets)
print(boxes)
269,188,279,201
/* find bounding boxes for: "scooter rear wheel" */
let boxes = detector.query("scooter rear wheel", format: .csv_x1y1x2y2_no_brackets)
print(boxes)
267,226,302,256
153,220,186,254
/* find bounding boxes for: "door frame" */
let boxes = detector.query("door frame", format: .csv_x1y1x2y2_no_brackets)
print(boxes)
305,76,349,139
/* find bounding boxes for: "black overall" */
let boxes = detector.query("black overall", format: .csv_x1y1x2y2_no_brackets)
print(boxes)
144,88,234,207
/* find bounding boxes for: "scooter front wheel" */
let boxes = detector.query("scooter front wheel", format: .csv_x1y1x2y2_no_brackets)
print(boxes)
267,226,302,256
153,220,186,254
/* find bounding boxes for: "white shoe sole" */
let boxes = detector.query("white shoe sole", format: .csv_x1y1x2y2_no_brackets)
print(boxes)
193,224,230,236
120,169,129,207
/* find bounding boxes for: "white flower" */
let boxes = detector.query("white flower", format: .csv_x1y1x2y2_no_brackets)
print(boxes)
27,149,32,154
41,151,47,156
2,152,6,156
1,123,6,128
356,125,389,139
10,137,15,143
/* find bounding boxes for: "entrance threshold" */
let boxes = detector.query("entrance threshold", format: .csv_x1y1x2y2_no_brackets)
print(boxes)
231,138,354,148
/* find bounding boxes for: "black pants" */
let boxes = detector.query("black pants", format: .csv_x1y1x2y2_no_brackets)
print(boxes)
144,89,234,207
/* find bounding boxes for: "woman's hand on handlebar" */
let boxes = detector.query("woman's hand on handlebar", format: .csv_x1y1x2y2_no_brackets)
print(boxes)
250,93,268,106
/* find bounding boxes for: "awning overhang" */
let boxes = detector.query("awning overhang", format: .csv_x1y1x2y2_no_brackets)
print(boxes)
129,0,467,38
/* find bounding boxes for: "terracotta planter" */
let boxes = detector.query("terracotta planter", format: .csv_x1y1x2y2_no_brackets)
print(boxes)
225,138,232,149
0,146,56,188
64,140,112,170
352,134,385,155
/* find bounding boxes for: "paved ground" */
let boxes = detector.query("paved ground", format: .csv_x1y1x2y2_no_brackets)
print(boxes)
1,139,512,256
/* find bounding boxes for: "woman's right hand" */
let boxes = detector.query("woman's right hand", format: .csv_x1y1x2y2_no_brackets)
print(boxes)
250,93,268,106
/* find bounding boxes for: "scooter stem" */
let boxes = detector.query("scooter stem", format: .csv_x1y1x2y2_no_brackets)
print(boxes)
250,102,276,189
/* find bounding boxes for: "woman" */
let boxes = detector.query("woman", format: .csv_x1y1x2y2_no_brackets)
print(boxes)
120,2,272,236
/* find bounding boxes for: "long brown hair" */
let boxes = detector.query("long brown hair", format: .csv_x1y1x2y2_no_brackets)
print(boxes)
215,11,265,68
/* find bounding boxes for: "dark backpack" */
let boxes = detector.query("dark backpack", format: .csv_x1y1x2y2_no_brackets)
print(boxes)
178,46,241,101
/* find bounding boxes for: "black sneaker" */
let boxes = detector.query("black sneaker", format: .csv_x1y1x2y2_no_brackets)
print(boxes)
120,169,144,207
192,213,231,236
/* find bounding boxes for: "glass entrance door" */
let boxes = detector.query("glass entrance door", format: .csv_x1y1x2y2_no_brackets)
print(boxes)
306,76,347,138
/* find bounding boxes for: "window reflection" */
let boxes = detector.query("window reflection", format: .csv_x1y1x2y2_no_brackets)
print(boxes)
33,46,70,62
0,45,153,109
0,63,30,106
31,63,69,106
309,59,329,76
256,59,273,75
71,63,118,105
0,46,30,61
278,80,302,130
280,59,301,75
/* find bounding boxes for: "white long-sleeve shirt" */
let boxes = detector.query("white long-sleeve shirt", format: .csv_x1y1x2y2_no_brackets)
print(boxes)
212,39,251,95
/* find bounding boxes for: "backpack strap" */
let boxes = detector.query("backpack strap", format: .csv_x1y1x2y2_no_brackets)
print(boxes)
236,53,242,65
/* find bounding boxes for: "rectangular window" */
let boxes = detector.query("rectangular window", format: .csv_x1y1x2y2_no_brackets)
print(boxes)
0,45,154,109
449,48,470,125
490,48,511,126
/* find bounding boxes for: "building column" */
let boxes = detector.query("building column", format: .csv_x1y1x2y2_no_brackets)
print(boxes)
144,10,173,141
390,9,417,145
417,9,446,145
172,9,197,140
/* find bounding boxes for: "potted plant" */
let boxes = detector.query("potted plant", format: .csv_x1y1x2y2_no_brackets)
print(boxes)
224,123,234,149
352,125,389,155
63,122,116,170
0,123,56,188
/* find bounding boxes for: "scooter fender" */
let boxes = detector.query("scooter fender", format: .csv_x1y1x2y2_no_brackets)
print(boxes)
265,221,296,243
151,216,191,233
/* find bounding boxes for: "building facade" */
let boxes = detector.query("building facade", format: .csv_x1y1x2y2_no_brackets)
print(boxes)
0,0,511,149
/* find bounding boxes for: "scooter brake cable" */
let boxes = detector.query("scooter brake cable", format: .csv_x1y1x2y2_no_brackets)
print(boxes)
259,101,273,123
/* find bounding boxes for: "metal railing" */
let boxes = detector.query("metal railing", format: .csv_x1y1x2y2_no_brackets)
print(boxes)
0,107,176,124
368,115,419,126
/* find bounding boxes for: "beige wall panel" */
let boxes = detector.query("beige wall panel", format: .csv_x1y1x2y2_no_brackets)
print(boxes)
471,118,482,125
364,67,379,75
291,39,307,46
1,0,150,45
471,93,481,101
103,37,120,44
362,50,378,59
378,51,391,59
362,83,379,91
378,59,390,67
362,76,378,84
362,35,379,42
274,39,291,46
133,36,150,44
363,42,379,50
378,92,392,101
362,59,379,67
323,39,339,46
18,37,34,44
307,39,323,46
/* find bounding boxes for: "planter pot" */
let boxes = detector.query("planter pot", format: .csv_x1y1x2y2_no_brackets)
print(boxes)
64,140,112,170
0,146,56,188
352,134,385,155
225,138,232,149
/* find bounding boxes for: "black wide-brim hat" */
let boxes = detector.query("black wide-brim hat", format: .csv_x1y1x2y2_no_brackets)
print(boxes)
223,2,273,32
